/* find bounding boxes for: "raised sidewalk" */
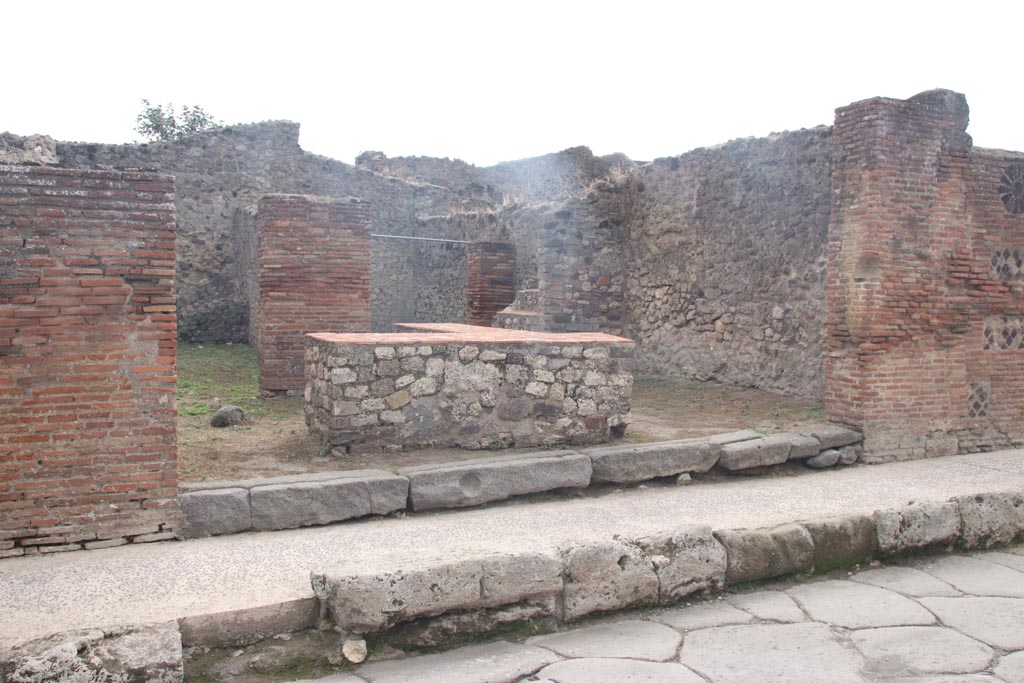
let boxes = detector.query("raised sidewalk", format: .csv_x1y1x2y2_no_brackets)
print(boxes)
2,449,1023,647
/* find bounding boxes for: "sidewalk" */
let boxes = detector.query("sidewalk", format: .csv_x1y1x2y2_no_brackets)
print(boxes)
1,449,1023,646
296,544,1024,683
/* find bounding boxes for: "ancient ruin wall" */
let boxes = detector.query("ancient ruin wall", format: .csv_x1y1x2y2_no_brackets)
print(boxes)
826,90,1024,461
0,165,179,556
622,128,833,398
256,195,371,394
466,242,516,326
56,122,455,342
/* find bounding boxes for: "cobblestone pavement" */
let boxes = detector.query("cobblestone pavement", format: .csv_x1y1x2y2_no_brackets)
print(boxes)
295,544,1024,683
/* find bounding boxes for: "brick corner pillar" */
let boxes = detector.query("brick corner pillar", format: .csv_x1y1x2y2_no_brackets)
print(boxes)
825,89,974,462
0,164,180,556
255,194,371,394
466,241,516,327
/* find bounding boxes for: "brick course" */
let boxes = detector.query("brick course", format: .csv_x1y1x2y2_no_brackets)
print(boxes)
0,164,179,555
256,195,371,394
466,241,515,327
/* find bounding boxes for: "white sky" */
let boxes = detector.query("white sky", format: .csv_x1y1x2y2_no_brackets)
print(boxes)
5,1,1022,167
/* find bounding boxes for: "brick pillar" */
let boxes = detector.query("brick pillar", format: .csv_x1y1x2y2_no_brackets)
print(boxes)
0,165,179,556
466,241,516,327
256,195,371,394
825,90,975,462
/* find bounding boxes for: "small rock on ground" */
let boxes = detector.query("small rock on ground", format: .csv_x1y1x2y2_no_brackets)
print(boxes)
210,405,252,427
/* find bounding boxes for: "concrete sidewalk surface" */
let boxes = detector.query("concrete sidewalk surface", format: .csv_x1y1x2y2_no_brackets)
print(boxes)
1,449,1023,647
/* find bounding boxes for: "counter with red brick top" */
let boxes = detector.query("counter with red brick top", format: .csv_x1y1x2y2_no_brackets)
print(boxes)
255,194,371,395
825,90,1024,461
0,164,179,557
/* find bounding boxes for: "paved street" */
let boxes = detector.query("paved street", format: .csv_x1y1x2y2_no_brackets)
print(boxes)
297,544,1024,683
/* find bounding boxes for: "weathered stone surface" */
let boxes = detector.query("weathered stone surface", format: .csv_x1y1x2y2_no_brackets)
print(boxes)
718,435,791,470
0,132,58,164
527,620,681,661
979,550,1024,573
787,581,935,629
805,449,840,468
312,552,562,633
586,440,718,484
366,475,410,515
850,626,994,677
561,541,659,620
785,433,822,460
727,591,807,622
635,526,726,602
994,650,1024,683
715,524,814,584
532,658,705,683
838,445,860,465
210,404,251,427
179,488,251,538
678,622,868,683
387,598,558,648
0,622,183,683
356,642,561,683
850,567,961,597
916,555,1024,598
251,478,374,531
875,501,961,555
803,514,877,571
809,424,863,449
402,451,591,511
654,600,754,631
918,597,1024,650
954,491,1024,549
177,598,320,648
342,638,367,664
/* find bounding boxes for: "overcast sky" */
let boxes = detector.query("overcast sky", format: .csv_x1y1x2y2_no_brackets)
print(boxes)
5,1,1022,167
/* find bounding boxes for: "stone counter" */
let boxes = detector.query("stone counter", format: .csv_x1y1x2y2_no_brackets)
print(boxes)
305,324,634,452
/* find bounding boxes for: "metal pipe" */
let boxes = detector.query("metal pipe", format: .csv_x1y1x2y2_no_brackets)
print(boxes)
370,233,470,245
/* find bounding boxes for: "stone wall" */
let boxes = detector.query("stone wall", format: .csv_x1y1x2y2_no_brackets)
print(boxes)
0,165,179,556
305,326,634,452
256,195,371,394
621,128,833,397
826,90,1024,461
56,122,456,342
466,242,516,326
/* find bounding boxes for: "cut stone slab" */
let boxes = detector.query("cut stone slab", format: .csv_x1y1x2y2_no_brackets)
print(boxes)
715,523,814,584
918,597,1024,650
0,621,183,683
954,491,1024,549
634,526,726,602
875,501,961,555
787,581,935,629
401,451,591,511
785,433,823,460
356,641,561,683
586,439,718,484
808,424,863,449
678,622,868,683
561,540,659,620
526,620,681,661
532,658,706,683
251,479,371,531
718,434,792,470
803,514,877,571
726,591,806,622
312,552,562,633
178,598,320,648
916,555,1024,598
994,651,1024,683
849,567,961,597
179,488,251,538
653,600,754,631
977,550,1024,573
851,626,994,677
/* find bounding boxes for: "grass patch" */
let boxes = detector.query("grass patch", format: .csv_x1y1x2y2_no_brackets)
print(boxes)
177,342,265,417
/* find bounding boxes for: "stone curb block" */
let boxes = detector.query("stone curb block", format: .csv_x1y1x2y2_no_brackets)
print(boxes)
802,514,877,571
401,451,591,511
954,491,1024,549
179,488,251,538
583,430,760,484
634,526,727,602
178,598,320,647
807,424,863,450
875,500,961,555
714,524,815,585
718,434,794,471
560,540,659,621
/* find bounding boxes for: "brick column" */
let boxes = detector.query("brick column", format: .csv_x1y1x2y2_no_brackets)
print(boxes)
256,194,371,394
0,165,179,556
466,241,515,327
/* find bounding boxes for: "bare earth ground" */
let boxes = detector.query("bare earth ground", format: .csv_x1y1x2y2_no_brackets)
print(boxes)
177,343,825,483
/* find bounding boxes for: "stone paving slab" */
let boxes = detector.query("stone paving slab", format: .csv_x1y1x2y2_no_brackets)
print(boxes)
726,590,807,622
525,620,680,661
532,658,705,683
916,555,1024,598
917,597,1024,650
851,626,995,678
788,580,936,629
3,449,1024,646
354,642,560,683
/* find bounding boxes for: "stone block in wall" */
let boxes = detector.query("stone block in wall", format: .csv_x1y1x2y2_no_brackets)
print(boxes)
402,451,591,511
714,524,815,585
874,501,961,556
179,488,252,538
560,540,659,620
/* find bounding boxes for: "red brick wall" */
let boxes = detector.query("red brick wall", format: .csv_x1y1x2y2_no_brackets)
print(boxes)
256,195,371,393
466,241,515,326
825,90,1024,461
0,165,179,556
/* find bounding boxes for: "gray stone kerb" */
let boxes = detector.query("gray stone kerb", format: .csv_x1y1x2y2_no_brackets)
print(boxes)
178,425,864,537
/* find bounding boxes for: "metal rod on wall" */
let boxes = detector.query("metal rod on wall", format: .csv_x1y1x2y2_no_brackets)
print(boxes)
370,233,470,245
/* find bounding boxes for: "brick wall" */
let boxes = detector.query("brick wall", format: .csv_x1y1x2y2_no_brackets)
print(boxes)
0,165,179,556
466,241,515,326
256,195,371,394
825,89,1024,461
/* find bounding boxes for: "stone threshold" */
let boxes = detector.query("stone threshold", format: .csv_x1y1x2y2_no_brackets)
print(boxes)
178,426,863,538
